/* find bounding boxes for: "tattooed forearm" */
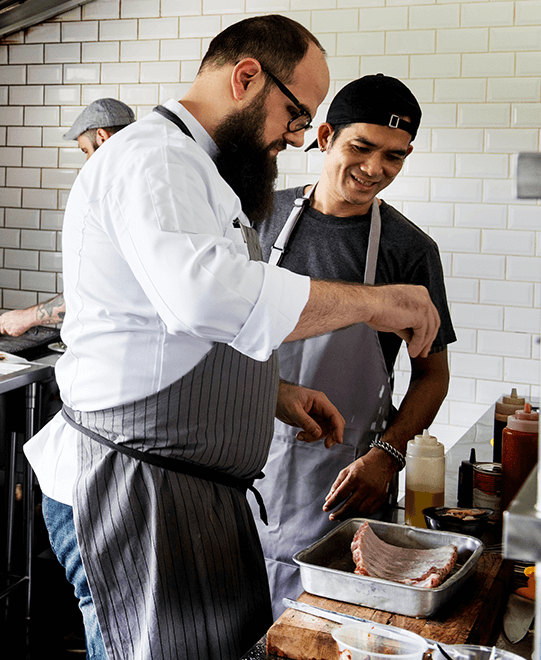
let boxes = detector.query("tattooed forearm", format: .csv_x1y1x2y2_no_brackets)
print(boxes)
36,293,65,325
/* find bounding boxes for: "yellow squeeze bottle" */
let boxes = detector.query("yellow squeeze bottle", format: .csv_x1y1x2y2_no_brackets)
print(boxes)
405,429,445,528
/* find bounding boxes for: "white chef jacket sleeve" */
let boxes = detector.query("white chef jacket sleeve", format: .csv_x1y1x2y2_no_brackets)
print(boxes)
107,146,311,361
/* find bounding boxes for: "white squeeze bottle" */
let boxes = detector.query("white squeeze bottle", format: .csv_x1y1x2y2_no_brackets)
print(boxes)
405,429,445,528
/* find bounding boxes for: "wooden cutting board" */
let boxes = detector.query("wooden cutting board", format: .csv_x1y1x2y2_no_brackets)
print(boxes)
267,552,512,660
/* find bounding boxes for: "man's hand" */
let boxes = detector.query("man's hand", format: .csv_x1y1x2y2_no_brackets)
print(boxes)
322,449,397,520
363,284,440,358
0,308,36,336
276,381,345,449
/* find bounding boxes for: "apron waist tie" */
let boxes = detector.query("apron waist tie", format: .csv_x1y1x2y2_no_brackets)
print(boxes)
61,404,268,525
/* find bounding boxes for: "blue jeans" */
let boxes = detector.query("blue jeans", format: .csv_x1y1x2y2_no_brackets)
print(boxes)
42,494,108,660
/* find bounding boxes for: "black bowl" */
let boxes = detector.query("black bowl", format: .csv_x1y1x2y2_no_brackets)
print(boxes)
423,507,493,539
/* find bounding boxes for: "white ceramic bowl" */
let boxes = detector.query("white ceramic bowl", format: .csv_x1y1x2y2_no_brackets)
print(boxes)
332,622,428,660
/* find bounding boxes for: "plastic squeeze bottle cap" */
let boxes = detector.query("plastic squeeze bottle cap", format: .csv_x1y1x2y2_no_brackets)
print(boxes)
495,388,526,421
407,429,444,458
506,402,539,434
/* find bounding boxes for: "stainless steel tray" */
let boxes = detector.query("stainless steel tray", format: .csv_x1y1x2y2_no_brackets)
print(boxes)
293,518,484,618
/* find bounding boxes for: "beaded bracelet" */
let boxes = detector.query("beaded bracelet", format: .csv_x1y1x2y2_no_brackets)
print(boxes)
369,439,406,472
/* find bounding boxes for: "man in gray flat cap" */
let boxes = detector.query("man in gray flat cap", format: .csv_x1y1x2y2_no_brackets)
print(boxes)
0,98,135,337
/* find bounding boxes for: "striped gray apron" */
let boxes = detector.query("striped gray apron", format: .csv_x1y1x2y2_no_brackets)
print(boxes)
66,106,278,659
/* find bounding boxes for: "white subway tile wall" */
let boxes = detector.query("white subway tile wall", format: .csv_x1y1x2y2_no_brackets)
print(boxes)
0,0,538,448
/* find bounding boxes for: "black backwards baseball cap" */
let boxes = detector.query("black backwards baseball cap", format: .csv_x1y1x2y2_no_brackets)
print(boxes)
306,73,422,150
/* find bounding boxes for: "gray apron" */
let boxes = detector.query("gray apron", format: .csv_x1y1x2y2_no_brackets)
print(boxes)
66,105,277,659
252,190,394,618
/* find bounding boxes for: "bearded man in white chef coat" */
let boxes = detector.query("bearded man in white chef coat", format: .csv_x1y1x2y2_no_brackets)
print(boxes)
252,74,456,618
25,17,440,660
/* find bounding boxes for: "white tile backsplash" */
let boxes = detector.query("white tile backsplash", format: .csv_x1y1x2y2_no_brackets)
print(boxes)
480,280,534,307
504,357,540,385
6,167,40,188
62,21,99,43
478,329,531,359
0,66,26,85
83,41,119,62
436,28,488,54
63,63,100,84
9,44,44,65
45,43,81,64
490,26,541,53
0,0,536,447
434,78,486,103
485,129,539,154
141,61,180,84
101,62,138,84
432,128,484,152
452,253,506,279
488,78,541,104
121,0,160,19
458,104,510,128
410,4,460,29
444,277,479,303
25,22,61,44
504,306,541,335
25,106,59,126
509,206,541,231
0,147,21,166
431,177,482,203
507,256,541,283
451,352,504,380
10,86,44,106
82,0,120,21
461,2,514,28
6,208,40,229
461,53,515,78
99,19,138,41
482,229,535,256
515,0,541,25
337,31,384,57
139,18,179,40
359,6,408,31
21,269,56,292
179,16,221,38
21,229,57,251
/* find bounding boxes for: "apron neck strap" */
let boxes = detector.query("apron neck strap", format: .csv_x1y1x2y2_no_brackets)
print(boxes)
152,105,195,141
268,183,317,267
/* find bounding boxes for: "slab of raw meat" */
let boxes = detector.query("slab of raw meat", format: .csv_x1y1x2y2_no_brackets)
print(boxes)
351,522,458,588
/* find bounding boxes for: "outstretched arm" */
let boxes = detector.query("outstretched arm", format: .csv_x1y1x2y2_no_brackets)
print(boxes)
276,380,345,449
0,293,65,336
323,349,450,520
286,280,440,359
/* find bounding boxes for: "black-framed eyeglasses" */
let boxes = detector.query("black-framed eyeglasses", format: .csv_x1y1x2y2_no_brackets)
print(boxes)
261,67,312,133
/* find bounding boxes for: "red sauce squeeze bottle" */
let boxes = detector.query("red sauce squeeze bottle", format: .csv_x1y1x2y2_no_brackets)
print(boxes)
501,402,539,511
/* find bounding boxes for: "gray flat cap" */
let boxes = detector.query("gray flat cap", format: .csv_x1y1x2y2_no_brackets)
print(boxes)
63,98,135,140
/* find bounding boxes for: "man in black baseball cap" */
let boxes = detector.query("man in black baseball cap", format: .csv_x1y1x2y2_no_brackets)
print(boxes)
252,74,456,619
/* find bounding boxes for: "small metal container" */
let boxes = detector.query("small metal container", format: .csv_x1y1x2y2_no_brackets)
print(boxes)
472,462,502,522
293,518,483,618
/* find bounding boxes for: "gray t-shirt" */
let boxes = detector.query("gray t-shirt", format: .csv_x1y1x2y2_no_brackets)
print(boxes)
257,186,456,375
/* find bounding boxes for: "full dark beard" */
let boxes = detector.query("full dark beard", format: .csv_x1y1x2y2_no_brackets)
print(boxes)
213,95,280,225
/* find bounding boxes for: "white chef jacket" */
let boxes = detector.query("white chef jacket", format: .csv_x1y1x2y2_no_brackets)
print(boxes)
24,100,310,505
